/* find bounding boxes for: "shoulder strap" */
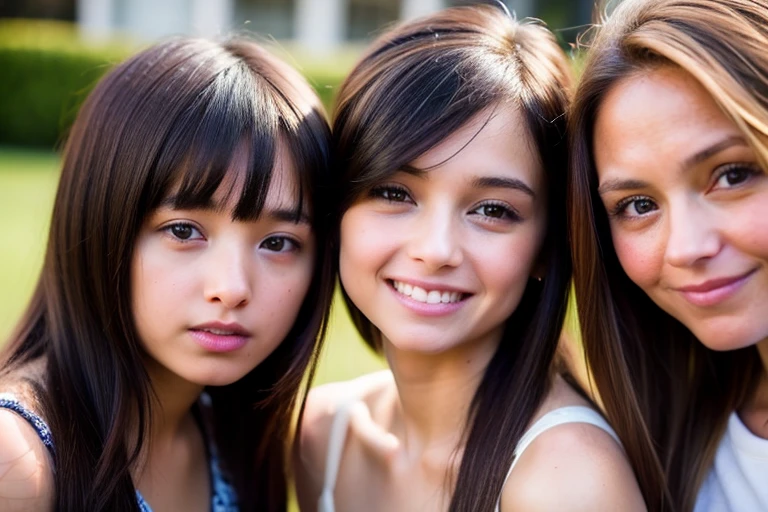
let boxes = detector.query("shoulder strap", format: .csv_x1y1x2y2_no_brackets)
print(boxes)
318,397,359,512
495,406,621,512
0,392,55,455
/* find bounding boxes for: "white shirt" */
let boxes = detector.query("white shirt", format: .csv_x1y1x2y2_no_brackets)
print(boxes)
695,412,768,512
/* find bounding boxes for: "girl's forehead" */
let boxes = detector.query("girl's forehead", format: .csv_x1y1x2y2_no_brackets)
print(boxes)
408,106,542,191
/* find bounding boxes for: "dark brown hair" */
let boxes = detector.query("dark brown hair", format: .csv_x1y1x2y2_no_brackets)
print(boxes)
332,5,573,510
569,1,768,510
1,37,334,511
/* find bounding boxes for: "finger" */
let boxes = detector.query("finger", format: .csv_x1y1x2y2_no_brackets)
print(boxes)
348,402,399,458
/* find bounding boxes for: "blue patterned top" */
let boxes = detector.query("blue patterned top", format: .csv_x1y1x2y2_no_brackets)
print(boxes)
0,392,238,511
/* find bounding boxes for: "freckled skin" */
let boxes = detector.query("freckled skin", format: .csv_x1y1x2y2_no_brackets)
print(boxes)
594,66,768,351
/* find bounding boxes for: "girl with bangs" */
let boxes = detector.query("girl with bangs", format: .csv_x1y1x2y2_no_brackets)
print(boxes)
569,0,768,510
295,4,644,511
0,37,334,511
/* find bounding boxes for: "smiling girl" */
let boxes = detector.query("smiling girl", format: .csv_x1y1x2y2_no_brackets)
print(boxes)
570,0,768,510
295,5,645,512
0,38,333,511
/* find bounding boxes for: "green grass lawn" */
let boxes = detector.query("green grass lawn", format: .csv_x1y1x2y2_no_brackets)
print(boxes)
0,146,384,385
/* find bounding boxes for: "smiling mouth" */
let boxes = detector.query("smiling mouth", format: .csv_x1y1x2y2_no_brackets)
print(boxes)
674,268,757,307
388,279,468,304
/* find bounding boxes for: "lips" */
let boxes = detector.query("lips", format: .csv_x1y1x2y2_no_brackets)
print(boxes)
189,321,251,352
190,321,251,336
674,268,757,307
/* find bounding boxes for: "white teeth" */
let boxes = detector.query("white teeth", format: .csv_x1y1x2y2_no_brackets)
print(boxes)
427,290,441,304
412,286,428,302
391,280,463,304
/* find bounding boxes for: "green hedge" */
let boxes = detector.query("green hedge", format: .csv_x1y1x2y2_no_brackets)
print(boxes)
0,20,131,148
0,19,348,149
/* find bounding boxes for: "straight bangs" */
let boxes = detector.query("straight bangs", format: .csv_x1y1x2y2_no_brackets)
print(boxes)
333,11,530,213
141,61,312,225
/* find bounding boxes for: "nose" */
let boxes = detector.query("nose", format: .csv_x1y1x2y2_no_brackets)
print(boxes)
665,198,722,268
203,243,252,308
406,205,463,270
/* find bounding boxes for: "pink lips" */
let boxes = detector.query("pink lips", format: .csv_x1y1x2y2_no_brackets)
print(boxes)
189,321,250,353
675,268,757,307
387,279,471,317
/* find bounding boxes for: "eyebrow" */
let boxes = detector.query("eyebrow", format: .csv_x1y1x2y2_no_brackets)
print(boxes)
471,176,536,198
158,196,310,224
597,178,649,195
598,136,750,195
683,135,748,168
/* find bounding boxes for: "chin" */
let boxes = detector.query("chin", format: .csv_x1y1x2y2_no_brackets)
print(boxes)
689,322,767,353
383,331,459,355
187,368,254,388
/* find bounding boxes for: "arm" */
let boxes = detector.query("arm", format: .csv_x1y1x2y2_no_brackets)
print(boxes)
501,422,647,512
0,410,54,512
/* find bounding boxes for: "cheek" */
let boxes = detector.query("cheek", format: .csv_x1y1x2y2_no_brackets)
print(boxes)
477,226,542,299
610,227,664,291
339,209,396,288
728,199,768,259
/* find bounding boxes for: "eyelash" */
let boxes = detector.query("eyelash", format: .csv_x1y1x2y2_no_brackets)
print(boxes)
609,196,657,219
711,163,761,190
469,201,521,223
369,185,522,222
369,184,412,203
259,236,301,253
163,222,204,242
162,222,301,253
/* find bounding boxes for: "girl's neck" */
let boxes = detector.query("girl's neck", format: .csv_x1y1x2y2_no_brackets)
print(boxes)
144,360,205,443
382,331,500,454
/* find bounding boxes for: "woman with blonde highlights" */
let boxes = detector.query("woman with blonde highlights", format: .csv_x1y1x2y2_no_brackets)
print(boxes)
295,4,645,512
570,0,768,510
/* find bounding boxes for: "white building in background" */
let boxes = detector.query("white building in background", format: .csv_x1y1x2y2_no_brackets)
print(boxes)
77,0,532,53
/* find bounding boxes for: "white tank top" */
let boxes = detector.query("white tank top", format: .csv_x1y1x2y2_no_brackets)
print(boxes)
694,412,768,512
317,403,621,512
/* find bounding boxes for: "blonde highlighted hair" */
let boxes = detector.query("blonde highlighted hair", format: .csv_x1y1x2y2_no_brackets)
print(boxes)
570,1,768,510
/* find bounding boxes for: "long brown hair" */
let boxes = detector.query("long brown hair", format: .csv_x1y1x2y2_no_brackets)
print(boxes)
332,5,573,511
569,1,768,510
1,38,335,511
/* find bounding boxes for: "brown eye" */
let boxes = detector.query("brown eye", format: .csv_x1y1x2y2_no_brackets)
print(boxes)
168,223,199,240
469,202,520,222
479,204,505,218
712,163,760,191
722,168,751,186
370,185,412,203
260,236,298,253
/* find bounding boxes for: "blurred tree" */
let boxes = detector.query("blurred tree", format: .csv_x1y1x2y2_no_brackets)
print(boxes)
0,0,74,20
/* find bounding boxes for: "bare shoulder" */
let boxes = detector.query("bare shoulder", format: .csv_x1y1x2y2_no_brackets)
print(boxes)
0,409,54,512
294,370,394,512
501,379,646,512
